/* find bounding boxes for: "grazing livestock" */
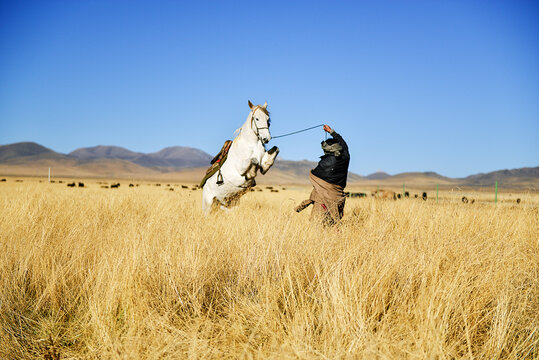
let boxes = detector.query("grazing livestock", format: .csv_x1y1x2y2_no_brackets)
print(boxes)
169,188,174,191
15,180,22,182
110,183,120,188
516,198,521,204
78,182,84,187
59,181,63,183
397,194,402,199
67,182,75,187
345,192,367,198
50,180,56,183
266,186,274,190
462,196,469,204
101,185,109,189
129,184,134,187
414,194,418,198
372,189,396,200
422,192,427,201
1,179,6,182
404,191,410,198
181,185,188,189
271,189,279,192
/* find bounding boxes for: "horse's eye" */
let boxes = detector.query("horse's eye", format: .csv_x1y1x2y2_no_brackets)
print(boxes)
255,118,259,121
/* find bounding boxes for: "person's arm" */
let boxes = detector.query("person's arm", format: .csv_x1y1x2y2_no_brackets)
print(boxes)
295,199,313,212
324,125,349,159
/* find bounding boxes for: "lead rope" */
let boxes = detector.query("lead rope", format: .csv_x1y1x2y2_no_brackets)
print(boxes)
272,124,325,139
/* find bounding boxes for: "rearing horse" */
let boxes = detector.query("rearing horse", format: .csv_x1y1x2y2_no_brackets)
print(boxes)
202,100,279,213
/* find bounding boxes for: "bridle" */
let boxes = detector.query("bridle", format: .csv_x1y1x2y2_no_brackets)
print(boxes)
250,106,270,143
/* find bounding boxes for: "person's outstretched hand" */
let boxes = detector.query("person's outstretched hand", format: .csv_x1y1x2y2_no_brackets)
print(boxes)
323,125,333,133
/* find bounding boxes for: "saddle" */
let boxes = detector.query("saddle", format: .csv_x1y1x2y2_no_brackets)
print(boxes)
199,140,233,188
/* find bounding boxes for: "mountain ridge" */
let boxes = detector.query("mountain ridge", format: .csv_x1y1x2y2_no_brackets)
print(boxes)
0,142,537,187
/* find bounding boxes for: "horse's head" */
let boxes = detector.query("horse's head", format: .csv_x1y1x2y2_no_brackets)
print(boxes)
248,100,271,144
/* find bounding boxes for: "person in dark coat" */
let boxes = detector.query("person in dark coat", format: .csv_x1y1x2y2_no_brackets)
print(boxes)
295,125,350,225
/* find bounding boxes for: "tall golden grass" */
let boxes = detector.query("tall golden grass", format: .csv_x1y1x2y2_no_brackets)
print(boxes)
0,180,537,359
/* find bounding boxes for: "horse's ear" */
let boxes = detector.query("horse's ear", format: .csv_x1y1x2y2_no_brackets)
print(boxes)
248,100,254,109
262,101,267,109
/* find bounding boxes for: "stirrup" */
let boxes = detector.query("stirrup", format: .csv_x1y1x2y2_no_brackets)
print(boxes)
216,171,224,186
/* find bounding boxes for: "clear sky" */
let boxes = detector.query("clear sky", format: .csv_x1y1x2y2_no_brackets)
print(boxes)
1,0,538,177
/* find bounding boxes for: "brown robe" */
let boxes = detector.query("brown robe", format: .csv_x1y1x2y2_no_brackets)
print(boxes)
295,172,346,225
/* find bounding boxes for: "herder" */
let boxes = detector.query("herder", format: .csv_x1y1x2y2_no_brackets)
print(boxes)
295,125,350,225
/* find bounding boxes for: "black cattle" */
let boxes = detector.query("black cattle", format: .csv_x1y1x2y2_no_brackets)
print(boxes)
15,180,22,182
397,194,402,199
101,185,109,189
110,183,120,188
155,184,161,187
404,191,409,198
462,196,468,204
422,192,427,201
266,186,273,190
1,179,6,182
414,194,418,198
271,189,279,192
516,198,521,204
129,184,134,187
169,188,174,191
78,182,84,187
67,182,76,187
58,180,63,183
345,192,367,198
181,185,188,189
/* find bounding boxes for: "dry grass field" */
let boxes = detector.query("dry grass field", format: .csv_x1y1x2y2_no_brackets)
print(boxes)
0,178,537,359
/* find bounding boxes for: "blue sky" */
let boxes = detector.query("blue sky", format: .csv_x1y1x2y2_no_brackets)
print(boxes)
1,0,538,177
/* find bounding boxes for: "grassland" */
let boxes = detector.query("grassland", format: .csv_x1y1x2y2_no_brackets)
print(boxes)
0,178,537,359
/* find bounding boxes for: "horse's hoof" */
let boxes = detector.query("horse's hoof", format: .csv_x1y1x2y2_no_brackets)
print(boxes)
268,146,279,155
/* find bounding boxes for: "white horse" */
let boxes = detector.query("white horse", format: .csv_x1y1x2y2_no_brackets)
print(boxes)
202,100,279,214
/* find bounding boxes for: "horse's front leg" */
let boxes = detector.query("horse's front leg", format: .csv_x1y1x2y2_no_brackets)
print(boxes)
242,158,259,178
260,146,279,175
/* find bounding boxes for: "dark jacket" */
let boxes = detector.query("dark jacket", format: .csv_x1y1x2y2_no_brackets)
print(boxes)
311,131,350,188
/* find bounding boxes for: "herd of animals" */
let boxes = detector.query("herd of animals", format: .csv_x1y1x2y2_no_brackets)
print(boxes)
0,178,523,204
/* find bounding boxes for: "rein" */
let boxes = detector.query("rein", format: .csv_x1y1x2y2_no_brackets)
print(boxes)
272,124,325,139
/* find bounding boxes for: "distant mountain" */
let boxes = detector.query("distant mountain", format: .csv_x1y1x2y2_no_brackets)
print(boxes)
0,142,60,161
461,167,539,186
365,171,390,180
0,142,537,187
69,145,212,168
69,145,143,161
144,146,213,168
